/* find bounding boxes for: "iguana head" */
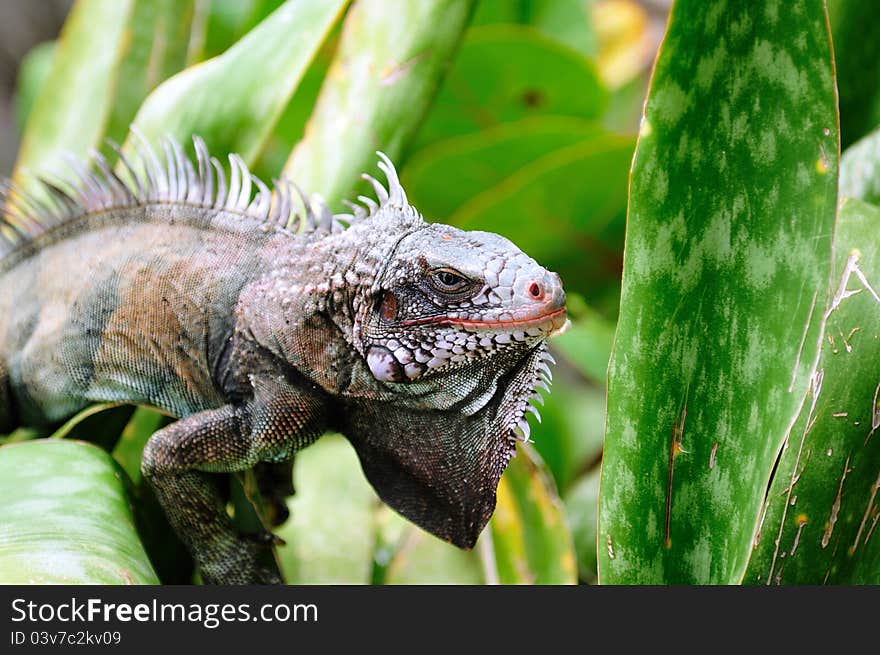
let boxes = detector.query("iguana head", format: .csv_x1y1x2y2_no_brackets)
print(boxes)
361,225,567,383
349,155,568,386
340,154,568,549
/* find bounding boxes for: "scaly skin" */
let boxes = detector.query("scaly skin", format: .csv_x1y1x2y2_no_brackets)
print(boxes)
0,136,567,584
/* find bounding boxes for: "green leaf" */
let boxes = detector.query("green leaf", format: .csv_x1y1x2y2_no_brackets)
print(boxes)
125,0,347,166
531,372,605,492
0,440,158,584
48,403,124,440
564,467,601,584
283,0,476,210
12,41,57,133
414,24,606,150
840,127,880,205
599,0,839,584
378,444,577,584
276,435,376,584
552,294,616,385
383,514,483,584
250,33,337,181
526,0,597,57
471,0,598,57
14,0,195,180
828,0,880,149
449,135,634,304
489,444,577,584
403,117,605,219
112,407,171,485
745,198,880,584
199,0,285,62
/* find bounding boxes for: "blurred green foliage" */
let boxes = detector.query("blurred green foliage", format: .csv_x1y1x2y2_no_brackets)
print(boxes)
1,0,659,585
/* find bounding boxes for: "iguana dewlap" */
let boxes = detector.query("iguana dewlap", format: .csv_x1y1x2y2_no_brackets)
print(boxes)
0,135,567,584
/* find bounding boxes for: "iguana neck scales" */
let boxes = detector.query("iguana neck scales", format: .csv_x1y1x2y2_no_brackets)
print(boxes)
0,135,567,584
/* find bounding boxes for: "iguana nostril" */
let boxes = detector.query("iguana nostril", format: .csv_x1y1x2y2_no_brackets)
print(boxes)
528,281,544,300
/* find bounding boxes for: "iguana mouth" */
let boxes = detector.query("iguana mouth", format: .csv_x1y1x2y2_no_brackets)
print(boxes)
402,306,569,334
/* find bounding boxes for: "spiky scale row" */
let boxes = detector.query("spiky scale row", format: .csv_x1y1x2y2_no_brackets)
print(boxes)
510,346,556,444
0,131,409,257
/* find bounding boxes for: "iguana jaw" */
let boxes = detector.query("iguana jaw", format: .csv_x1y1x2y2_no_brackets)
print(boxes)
401,306,567,333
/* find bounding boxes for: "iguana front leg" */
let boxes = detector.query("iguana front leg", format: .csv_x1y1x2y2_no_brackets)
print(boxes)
141,374,328,584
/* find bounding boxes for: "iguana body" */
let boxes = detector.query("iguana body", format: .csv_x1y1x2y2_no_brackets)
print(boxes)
0,137,567,584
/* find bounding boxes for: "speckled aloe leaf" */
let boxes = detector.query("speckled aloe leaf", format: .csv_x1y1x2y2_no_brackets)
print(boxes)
123,0,347,166
0,440,158,584
599,0,839,584
745,198,880,584
283,0,475,210
840,127,880,204
14,0,194,181
275,435,376,584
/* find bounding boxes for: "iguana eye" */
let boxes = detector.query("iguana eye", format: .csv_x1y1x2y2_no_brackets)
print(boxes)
430,268,469,292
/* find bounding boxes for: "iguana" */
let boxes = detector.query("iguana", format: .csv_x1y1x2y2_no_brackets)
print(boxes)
0,135,568,584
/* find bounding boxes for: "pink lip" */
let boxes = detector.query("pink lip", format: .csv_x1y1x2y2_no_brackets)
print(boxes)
401,306,568,331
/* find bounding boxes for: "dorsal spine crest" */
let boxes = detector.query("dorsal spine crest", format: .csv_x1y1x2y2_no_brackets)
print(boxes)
0,132,416,258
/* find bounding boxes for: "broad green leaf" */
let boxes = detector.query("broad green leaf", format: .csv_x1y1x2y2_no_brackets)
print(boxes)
414,25,606,150
489,444,577,584
449,135,634,304
403,117,605,219
0,427,45,445
250,32,337,181
112,407,191,584
283,0,475,210
199,0,285,62
527,0,597,57
125,0,347,166
839,127,880,205
470,0,597,57
599,0,838,584
746,198,880,584
13,41,57,133
276,435,376,584
383,514,483,584
603,67,651,134
564,468,601,584
14,0,194,180
0,440,158,584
